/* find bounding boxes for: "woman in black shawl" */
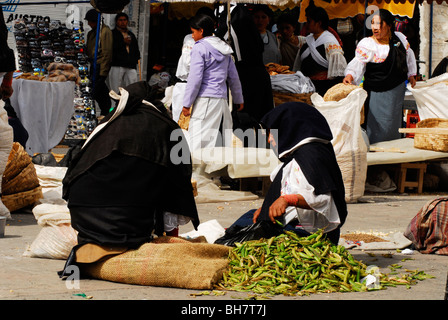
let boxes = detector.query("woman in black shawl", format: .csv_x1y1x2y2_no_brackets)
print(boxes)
59,81,199,276
219,102,347,245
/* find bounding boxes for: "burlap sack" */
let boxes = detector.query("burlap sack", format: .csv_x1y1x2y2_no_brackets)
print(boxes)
81,236,231,289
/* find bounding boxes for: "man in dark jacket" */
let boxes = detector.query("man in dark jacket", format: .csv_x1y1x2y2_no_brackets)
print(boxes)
108,12,140,94
85,8,113,116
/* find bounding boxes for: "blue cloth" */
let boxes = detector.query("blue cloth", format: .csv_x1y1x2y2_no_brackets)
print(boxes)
366,81,406,144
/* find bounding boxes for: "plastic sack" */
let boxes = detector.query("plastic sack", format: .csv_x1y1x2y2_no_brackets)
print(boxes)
311,87,368,203
23,223,78,260
214,220,283,246
180,219,226,244
23,203,77,260
149,72,171,89
407,73,448,120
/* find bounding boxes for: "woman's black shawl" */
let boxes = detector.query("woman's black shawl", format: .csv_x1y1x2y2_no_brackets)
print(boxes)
256,102,348,238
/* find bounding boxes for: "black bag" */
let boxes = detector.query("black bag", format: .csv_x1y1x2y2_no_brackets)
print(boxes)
90,0,130,14
4,99,29,148
214,220,283,247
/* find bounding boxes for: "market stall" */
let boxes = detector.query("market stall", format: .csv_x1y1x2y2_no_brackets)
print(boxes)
7,2,100,154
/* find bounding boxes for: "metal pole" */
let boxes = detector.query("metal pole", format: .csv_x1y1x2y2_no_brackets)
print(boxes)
92,12,101,91
363,0,368,39
429,2,433,78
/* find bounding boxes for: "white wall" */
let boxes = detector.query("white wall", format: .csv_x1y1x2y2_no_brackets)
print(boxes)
419,3,448,76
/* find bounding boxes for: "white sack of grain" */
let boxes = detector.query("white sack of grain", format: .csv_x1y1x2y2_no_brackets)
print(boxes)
312,86,368,203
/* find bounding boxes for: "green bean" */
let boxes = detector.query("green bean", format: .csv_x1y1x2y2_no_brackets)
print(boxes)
216,229,433,296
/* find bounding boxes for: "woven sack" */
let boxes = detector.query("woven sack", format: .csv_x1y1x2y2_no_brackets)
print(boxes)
414,118,448,152
2,161,40,195
82,236,231,289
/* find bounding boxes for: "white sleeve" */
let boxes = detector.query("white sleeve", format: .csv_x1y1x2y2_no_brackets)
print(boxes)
344,38,374,85
395,32,417,78
326,45,347,78
281,160,340,232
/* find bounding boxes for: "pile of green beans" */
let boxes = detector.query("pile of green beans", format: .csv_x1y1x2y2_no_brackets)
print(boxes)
216,229,430,295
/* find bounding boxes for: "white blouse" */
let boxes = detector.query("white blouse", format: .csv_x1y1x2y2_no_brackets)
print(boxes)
344,31,417,85
271,148,341,233
293,31,347,78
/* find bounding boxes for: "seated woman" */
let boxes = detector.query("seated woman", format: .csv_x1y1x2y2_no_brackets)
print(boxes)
224,102,347,245
293,6,347,96
59,81,199,275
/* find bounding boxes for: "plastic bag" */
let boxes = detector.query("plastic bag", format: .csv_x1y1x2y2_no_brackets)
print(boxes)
312,88,368,203
214,220,283,246
180,219,226,244
23,203,77,259
23,223,78,260
407,73,448,120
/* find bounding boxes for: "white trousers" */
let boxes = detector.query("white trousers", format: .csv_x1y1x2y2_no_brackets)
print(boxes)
107,66,138,93
188,97,233,152
171,82,186,122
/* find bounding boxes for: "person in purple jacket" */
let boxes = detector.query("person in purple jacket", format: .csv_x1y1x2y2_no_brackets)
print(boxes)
182,14,244,151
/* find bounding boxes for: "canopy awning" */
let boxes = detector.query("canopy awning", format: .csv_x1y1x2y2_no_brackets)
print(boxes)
299,0,416,22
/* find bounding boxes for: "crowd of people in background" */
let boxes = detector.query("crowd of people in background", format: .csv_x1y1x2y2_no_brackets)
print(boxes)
170,3,419,152
84,9,141,118
1,3,446,278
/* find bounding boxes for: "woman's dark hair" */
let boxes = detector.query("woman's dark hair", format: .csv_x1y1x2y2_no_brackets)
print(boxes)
115,12,129,23
190,14,215,37
196,6,215,21
252,4,273,19
277,12,297,29
373,9,394,29
306,6,329,30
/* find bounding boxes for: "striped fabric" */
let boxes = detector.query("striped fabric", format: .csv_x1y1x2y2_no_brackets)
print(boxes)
404,197,448,255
